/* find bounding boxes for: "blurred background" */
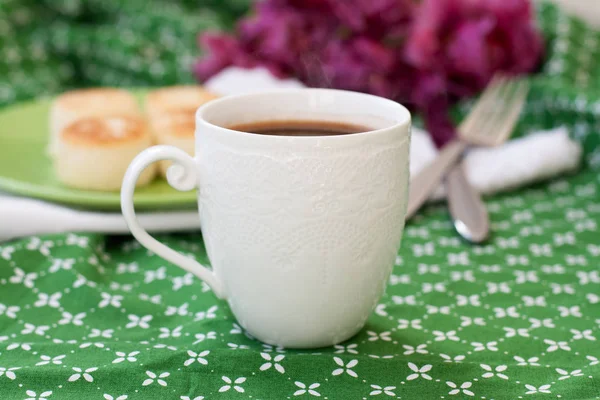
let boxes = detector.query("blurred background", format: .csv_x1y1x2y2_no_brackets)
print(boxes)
0,0,248,102
0,0,598,150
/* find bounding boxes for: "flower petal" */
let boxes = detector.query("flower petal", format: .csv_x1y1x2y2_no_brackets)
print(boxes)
259,363,272,371
420,364,432,372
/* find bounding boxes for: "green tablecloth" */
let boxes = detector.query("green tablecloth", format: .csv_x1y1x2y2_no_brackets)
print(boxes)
1,1,600,399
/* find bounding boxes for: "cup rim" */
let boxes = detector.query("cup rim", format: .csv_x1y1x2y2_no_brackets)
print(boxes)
196,88,411,141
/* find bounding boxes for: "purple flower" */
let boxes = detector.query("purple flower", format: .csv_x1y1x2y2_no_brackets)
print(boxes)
194,34,246,81
402,0,543,143
328,0,415,36
195,0,543,146
405,0,543,94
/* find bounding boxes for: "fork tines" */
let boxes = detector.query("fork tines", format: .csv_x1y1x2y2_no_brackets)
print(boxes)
459,75,530,147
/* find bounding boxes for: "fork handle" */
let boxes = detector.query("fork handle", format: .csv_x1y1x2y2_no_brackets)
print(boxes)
406,139,467,219
446,160,490,243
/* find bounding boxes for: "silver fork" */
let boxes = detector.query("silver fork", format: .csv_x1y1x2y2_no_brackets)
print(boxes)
406,75,530,221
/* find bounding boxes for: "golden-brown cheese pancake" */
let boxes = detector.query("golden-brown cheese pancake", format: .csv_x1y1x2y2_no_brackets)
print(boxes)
49,88,139,156
54,115,155,191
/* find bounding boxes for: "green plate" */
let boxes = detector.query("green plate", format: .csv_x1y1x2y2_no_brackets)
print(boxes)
0,94,197,211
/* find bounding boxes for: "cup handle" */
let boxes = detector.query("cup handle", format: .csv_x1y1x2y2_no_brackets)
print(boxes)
121,145,226,299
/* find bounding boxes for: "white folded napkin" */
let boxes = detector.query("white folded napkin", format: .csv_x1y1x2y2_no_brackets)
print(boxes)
0,67,583,241
204,66,305,95
411,126,582,200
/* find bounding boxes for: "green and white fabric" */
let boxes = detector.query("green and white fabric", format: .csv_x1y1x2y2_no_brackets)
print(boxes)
1,1,600,399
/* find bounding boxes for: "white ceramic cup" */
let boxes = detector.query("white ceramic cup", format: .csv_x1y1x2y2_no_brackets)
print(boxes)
121,89,411,348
